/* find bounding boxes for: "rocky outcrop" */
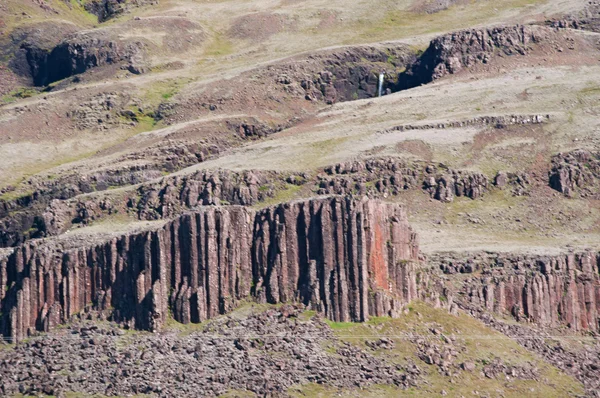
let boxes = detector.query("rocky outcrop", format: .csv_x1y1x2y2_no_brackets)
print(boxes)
0,166,165,247
24,31,145,86
0,197,420,342
493,171,531,196
0,168,281,248
477,313,600,397
433,251,600,331
379,114,549,133
70,92,131,130
0,117,266,247
299,45,415,104
3,22,78,80
84,0,158,22
133,169,283,220
423,169,488,202
398,25,552,87
549,150,600,197
317,158,489,202
0,150,535,249
547,1,600,33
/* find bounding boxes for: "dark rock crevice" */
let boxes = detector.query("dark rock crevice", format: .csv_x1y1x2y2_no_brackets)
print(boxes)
298,45,415,104
21,33,144,86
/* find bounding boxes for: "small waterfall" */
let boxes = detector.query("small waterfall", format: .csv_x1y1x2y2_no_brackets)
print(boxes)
378,72,385,97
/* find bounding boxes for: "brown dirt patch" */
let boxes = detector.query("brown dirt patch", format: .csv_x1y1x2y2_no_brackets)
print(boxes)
120,17,205,54
0,65,21,96
463,124,550,174
317,10,339,30
409,0,470,14
228,12,296,42
395,140,434,162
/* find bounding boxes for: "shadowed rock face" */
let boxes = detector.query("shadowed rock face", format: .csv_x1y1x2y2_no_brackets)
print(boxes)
0,197,420,342
22,33,144,86
397,25,547,89
434,252,600,331
549,150,600,197
84,0,158,22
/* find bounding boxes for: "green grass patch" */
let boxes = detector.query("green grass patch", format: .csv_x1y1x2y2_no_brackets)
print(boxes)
0,188,34,202
2,87,41,104
3,0,98,32
205,32,235,57
218,390,257,398
0,342,15,351
254,183,303,209
297,310,317,321
164,315,208,336
323,319,357,330
578,84,600,98
288,383,405,397
140,78,191,109
351,0,544,42
315,302,584,397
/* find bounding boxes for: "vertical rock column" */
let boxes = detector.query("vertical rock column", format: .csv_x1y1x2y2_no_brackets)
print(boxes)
463,252,600,331
1,197,421,341
167,207,255,324
252,197,420,322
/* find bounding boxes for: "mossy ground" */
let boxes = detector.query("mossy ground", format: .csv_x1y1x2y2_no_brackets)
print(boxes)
292,302,584,397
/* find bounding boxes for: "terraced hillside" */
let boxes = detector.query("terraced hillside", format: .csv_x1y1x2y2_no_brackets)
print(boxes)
1,0,600,397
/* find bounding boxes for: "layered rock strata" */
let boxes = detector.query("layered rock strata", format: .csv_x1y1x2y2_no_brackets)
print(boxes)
317,158,490,202
0,168,282,249
0,197,420,342
378,114,549,134
433,252,600,331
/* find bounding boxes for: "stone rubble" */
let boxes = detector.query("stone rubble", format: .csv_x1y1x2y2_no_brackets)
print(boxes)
0,305,417,397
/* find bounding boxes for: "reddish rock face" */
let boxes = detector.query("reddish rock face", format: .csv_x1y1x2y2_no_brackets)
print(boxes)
436,252,600,332
0,196,419,342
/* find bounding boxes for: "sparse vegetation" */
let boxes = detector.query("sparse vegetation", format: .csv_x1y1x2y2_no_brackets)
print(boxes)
2,87,40,104
1,0,599,396
320,302,584,397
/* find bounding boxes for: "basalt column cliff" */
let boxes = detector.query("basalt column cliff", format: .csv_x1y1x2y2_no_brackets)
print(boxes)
0,196,420,342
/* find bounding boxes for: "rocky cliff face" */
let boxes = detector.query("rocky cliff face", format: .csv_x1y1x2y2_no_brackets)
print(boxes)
0,168,282,249
84,0,158,22
0,150,538,249
549,150,600,197
299,45,415,104
133,169,281,220
317,158,490,202
398,25,554,88
0,197,420,342
24,31,145,86
433,252,600,331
